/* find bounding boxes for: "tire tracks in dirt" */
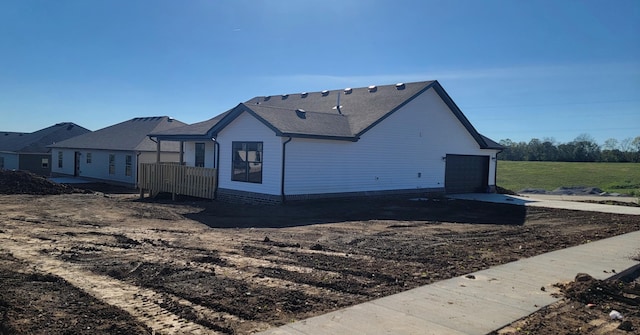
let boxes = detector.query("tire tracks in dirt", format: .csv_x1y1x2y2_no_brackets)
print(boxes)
0,235,235,335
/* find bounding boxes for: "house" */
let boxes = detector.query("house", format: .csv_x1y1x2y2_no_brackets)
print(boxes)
0,123,90,176
49,116,187,187
148,81,502,202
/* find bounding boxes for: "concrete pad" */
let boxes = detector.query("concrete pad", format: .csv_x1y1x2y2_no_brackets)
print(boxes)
281,303,467,335
447,193,640,215
49,177,93,184
371,286,531,334
432,273,560,310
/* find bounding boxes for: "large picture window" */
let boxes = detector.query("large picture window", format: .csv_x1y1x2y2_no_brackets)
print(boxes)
195,142,205,167
232,142,262,183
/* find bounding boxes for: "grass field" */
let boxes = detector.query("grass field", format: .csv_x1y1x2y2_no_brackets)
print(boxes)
497,161,640,196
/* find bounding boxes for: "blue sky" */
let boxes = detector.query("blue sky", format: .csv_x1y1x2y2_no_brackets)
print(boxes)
1,0,638,145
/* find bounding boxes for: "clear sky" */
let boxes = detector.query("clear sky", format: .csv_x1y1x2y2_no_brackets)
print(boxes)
1,0,638,145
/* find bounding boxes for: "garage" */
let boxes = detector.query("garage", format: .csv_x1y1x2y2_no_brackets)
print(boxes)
445,154,490,193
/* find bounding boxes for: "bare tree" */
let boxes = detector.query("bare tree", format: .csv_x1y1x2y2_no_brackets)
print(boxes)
602,138,619,151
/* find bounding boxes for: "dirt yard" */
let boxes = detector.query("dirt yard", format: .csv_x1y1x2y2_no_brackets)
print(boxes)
1,187,640,334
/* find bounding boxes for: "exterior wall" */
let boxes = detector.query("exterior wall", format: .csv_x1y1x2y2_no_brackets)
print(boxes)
216,112,283,196
51,147,180,186
50,149,76,176
137,151,181,164
0,153,19,170
211,87,498,201
18,153,51,176
282,88,499,196
183,141,216,168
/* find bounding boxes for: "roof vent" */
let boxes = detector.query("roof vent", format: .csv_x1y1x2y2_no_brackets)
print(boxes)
263,96,271,101
295,109,306,119
344,88,353,94
395,83,405,90
321,90,329,96
301,92,308,98
368,85,377,92
281,94,289,99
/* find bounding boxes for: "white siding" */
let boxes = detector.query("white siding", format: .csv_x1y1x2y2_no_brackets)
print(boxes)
183,141,216,168
50,149,76,176
283,88,499,195
216,112,283,195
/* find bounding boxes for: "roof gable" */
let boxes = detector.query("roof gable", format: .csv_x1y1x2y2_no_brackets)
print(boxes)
49,117,187,152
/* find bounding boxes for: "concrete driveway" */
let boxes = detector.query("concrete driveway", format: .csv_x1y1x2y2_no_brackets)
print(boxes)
448,193,640,215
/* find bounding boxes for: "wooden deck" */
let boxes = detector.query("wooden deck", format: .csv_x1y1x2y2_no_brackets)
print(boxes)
139,163,217,199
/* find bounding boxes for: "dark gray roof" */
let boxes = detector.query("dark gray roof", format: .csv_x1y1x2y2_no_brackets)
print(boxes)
241,81,436,138
0,123,91,154
49,117,187,152
151,80,502,149
149,111,231,140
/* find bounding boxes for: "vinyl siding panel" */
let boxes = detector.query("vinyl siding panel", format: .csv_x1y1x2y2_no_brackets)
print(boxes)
183,141,216,168
216,112,282,195
283,88,499,195
50,149,76,176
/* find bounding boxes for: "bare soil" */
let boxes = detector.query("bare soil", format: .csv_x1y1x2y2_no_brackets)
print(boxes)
1,189,640,334
495,271,640,335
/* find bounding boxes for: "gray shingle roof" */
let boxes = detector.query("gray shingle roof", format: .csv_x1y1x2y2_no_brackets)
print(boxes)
0,123,91,153
149,111,231,139
49,117,187,152
241,81,435,138
150,80,502,149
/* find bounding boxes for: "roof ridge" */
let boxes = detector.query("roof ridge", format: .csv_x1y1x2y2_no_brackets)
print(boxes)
254,80,435,98
251,103,344,116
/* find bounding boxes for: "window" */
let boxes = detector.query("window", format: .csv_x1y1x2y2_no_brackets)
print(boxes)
58,151,63,168
86,152,92,164
195,142,205,167
232,142,262,183
125,155,132,176
109,154,115,175
41,158,49,169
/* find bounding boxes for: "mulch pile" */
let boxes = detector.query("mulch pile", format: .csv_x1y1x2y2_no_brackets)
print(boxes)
0,170,77,195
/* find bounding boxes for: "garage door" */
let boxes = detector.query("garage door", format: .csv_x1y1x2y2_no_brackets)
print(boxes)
445,154,489,193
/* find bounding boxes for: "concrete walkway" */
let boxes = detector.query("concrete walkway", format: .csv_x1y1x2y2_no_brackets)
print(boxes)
448,193,640,215
259,231,640,335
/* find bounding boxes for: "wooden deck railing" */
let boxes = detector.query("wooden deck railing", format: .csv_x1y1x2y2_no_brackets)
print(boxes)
139,163,217,199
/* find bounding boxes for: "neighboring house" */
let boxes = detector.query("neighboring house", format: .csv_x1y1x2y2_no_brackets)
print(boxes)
49,116,187,187
0,123,90,176
149,81,502,202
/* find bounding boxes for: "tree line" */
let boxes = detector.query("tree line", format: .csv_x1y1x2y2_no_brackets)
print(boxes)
498,134,640,162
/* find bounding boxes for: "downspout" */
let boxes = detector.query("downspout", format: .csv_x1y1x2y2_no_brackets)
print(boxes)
281,137,293,203
148,136,160,163
179,141,184,165
494,149,502,193
213,139,220,200
135,152,141,189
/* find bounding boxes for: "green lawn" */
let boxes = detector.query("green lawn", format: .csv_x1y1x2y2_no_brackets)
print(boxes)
497,161,640,196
